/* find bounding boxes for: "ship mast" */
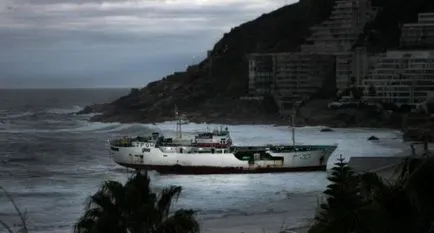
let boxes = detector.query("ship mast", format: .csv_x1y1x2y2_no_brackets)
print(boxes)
175,105,182,139
291,105,296,146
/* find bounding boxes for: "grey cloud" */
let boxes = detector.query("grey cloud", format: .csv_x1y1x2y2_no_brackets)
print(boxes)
0,0,293,88
0,51,203,88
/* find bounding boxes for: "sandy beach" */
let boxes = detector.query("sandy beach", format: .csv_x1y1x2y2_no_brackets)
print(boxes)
200,212,312,233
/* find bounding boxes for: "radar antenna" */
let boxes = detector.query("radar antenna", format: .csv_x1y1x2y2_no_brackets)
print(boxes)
175,105,182,139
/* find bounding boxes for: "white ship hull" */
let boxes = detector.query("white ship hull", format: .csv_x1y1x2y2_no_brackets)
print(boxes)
109,144,337,174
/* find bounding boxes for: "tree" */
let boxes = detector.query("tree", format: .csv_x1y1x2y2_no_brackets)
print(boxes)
309,155,365,233
74,171,199,233
308,149,434,233
357,154,434,233
368,84,377,96
350,76,356,86
350,86,364,100
358,172,420,233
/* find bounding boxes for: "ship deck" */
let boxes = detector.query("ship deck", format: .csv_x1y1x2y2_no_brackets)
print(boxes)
231,144,336,153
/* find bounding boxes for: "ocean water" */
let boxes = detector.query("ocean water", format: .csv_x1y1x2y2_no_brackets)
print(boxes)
0,89,407,233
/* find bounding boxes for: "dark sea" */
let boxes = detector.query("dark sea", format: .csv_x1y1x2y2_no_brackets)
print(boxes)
0,88,407,233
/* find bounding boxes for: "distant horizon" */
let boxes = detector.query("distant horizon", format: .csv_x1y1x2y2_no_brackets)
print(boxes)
0,87,134,90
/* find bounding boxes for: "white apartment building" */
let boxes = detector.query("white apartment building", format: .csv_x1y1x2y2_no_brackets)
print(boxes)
248,53,275,96
419,12,434,23
248,52,335,114
400,13,434,49
363,50,434,104
301,0,377,92
335,52,353,89
248,0,379,103
273,53,335,99
303,0,376,54
335,47,377,91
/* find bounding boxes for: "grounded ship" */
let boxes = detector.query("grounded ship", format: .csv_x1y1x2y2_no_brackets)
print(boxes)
108,111,338,175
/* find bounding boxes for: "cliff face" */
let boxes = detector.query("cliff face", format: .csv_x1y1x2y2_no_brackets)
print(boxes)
81,0,434,125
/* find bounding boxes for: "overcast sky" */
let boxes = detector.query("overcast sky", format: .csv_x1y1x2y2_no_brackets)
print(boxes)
0,0,294,88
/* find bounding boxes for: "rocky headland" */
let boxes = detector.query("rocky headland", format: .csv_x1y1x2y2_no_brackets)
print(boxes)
79,0,434,130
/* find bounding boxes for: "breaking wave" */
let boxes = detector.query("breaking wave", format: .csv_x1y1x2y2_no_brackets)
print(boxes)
0,105,83,120
0,106,151,134
0,111,34,120
45,105,83,114
0,122,137,134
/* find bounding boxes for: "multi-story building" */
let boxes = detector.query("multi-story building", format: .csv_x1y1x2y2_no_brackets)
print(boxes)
400,13,434,49
334,47,377,91
303,0,376,54
273,53,335,113
248,53,275,96
352,47,377,85
248,0,379,111
335,52,353,89
248,52,335,114
363,50,434,104
301,0,377,92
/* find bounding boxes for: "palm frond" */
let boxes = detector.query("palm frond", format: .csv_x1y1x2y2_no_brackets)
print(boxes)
75,171,199,233
156,209,199,233
125,171,152,195
157,186,182,219
87,191,116,211
100,180,126,204
74,217,96,233
75,180,127,233
74,207,105,233
124,171,156,209
76,197,126,233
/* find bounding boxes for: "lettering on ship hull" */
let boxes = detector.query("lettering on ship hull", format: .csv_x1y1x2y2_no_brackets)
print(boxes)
297,154,311,160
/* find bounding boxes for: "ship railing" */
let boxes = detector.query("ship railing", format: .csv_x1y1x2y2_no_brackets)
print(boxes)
109,138,134,147
109,136,157,147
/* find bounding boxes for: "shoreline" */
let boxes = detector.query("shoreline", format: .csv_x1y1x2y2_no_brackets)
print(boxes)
79,101,410,132
199,211,312,233
84,115,405,132
78,98,423,134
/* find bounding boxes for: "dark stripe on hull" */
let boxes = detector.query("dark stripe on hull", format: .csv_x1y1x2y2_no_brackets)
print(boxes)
116,162,327,175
